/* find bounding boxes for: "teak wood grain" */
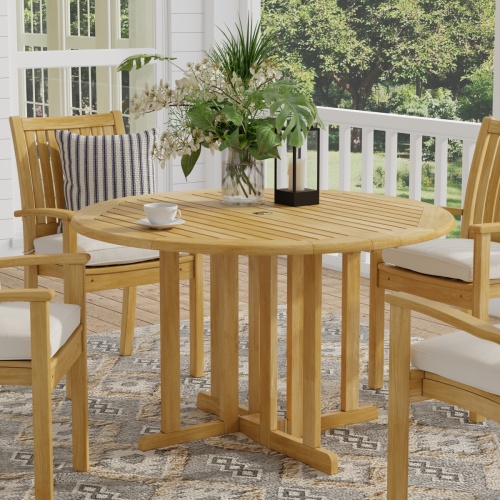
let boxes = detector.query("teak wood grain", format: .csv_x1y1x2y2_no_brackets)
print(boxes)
72,189,454,474
371,116,500,391
386,292,500,499
10,111,204,376
72,190,453,255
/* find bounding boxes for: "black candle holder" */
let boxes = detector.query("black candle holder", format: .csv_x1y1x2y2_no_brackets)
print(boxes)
274,127,320,207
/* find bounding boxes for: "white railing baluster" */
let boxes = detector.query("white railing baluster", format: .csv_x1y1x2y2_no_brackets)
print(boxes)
311,108,482,276
462,139,475,206
319,126,329,189
274,142,288,189
361,128,374,193
409,133,422,200
339,125,351,191
434,136,448,206
385,130,398,196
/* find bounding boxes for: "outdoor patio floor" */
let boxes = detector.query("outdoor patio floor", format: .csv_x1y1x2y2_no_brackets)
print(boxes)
0,256,461,339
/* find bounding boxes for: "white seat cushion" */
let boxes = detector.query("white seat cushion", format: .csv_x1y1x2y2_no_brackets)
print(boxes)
411,328,500,396
34,233,158,267
0,302,81,360
382,238,500,282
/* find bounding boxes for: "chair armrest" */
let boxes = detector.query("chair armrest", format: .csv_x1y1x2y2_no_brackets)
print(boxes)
386,292,500,345
443,206,463,217
469,222,500,235
0,253,90,269
14,208,74,221
0,288,55,302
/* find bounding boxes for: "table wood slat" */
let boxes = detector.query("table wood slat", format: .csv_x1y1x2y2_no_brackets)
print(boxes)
71,189,455,474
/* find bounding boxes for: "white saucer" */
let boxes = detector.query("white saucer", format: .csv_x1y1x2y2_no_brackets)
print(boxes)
138,218,185,230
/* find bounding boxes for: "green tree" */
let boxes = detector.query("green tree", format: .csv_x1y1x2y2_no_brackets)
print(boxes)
24,0,46,34
261,0,494,112
458,62,493,122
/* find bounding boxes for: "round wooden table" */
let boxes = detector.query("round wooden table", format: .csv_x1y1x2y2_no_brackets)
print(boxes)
72,189,454,474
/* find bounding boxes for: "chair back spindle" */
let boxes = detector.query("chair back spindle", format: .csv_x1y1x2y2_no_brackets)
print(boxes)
462,117,500,241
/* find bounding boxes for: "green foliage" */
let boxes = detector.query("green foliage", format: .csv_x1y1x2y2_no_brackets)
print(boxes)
368,84,458,120
117,54,175,72
120,0,129,39
69,0,95,36
367,84,463,161
458,63,493,122
261,0,494,114
120,18,321,179
24,0,46,34
209,18,274,85
358,160,459,191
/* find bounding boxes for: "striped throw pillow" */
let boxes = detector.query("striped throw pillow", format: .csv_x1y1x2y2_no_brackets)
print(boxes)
55,129,157,211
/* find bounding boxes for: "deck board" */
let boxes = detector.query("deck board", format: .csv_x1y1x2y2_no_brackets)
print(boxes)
0,255,459,339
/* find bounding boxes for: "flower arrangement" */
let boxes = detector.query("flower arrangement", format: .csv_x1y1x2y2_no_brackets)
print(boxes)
119,20,321,182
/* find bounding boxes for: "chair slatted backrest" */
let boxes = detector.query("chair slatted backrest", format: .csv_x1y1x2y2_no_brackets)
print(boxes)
10,111,126,239
462,116,500,242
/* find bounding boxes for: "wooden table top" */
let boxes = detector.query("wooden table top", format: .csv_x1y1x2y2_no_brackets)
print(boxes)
71,189,455,255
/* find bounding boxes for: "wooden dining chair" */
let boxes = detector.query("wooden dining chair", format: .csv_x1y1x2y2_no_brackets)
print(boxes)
0,253,90,499
369,116,500,394
386,292,500,500
10,111,204,377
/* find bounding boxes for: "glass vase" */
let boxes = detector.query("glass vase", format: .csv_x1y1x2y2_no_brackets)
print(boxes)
220,147,265,206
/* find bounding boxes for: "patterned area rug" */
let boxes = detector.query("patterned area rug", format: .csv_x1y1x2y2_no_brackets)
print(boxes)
1,308,499,499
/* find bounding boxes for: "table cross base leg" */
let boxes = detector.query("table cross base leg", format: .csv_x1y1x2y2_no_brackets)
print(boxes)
138,252,240,451
138,421,225,451
239,255,338,475
240,414,338,474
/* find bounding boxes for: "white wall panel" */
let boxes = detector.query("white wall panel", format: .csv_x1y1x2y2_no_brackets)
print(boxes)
171,33,204,52
0,159,12,180
0,179,12,199
0,59,8,78
171,14,204,33
172,162,207,184
0,118,9,140
171,0,203,14
0,218,13,238
0,139,11,159
170,52,205,70
0,38,8,55
0,99,9,118
0,0,13,253
0,242,23,255
0,78,9,97
0,199,12,216
0,15,8,35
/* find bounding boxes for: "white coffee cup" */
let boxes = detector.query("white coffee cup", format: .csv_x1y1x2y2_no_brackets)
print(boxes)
144,202,181,225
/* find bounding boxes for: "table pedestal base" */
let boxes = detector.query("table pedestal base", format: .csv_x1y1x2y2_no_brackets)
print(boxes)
240,414,338,475
142,251,378,475
197,392,378,475
138,421,225,451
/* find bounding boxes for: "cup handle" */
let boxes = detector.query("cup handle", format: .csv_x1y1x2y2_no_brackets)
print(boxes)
175,209,182,220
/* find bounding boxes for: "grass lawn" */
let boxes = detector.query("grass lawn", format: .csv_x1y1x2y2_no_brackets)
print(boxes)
266,150,463,238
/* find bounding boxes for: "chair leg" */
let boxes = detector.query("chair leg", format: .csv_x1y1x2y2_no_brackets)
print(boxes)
69,348,89,471
189,254,205,377
120,286,137,355
32,367,55,499
24,264,39,288
470,264,489,423
387,302,412,500
369,250,385,389
468,411,486,423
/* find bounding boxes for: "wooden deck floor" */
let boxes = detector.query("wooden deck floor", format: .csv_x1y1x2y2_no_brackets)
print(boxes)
0,256,458,340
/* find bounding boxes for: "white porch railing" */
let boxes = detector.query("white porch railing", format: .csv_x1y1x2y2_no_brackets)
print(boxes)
275,107,482,274
316,107,481,204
